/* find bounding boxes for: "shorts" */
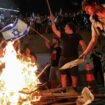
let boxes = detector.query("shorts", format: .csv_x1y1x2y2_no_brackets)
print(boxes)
59,56,78,76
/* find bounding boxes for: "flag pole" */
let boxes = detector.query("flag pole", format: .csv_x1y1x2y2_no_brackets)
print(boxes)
20,19,49,41
30,0,52,42
30,27,49,42
46,0,53,15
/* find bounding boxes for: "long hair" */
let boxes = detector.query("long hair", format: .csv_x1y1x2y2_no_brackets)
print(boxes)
82,0,103,12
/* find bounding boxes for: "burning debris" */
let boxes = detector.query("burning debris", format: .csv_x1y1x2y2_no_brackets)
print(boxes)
0,41,105,105
0,41,40,105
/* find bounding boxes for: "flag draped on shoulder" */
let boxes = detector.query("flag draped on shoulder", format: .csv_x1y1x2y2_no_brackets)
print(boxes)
1,19,30,41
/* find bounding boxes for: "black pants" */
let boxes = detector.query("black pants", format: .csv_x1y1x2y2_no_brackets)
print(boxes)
93,65,104,86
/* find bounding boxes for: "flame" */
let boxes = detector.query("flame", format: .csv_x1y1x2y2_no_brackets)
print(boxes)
0,42,41,105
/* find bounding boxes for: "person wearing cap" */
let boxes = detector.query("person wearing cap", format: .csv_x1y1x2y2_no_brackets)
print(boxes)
80,0,105,59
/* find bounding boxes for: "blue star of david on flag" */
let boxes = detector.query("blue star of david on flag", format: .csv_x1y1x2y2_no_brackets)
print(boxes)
12,29,21,36
1,19,30,41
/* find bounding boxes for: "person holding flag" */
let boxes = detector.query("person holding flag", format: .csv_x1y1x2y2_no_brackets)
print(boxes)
50,15,86,90
46,0,86,90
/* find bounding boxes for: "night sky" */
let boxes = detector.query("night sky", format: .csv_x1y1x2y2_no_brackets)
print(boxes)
11,0,105,15
12,0,82,15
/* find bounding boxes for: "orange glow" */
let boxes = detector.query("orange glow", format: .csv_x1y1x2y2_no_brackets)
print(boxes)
0,42,41,105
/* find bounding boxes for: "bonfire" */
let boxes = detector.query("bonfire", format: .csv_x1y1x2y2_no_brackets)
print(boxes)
0,42,41,105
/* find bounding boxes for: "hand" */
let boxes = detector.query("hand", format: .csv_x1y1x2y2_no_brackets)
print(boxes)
89,16,95,23
44,37,50,43
50,15,55,22
79,53,87,60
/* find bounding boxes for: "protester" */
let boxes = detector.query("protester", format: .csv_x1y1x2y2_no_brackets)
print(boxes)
44,37,61,88
50,15,86,90
23,47,37,65
80,0,105,59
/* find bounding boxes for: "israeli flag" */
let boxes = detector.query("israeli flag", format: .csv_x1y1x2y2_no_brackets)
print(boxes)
1,19,30,41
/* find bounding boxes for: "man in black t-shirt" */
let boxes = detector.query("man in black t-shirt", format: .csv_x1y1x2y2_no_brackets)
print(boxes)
50,15,86,90
44,37,61,88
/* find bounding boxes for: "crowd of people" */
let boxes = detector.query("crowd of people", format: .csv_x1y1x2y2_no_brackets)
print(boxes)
43,0,105,91
0,10,90,33
0,0,105,93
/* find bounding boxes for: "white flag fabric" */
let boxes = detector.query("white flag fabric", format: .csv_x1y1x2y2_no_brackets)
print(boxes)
1,19,30,41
